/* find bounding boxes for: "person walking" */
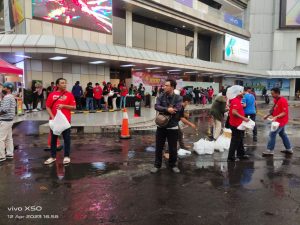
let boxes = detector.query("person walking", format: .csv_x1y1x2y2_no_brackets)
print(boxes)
72,81,83,110
178,95,196,150
120,85,128,109
44,78,76,165
93,83,102,110
0,82,16,162
210,89,227,140
85,82,94,110
242,87,258,142
151,79,183,174
227,85,250,162
263,87,292,156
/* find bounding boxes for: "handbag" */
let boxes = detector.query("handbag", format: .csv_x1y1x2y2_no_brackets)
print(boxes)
155,94,176,127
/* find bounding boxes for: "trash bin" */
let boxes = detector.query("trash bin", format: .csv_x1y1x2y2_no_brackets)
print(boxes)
134,98,141,117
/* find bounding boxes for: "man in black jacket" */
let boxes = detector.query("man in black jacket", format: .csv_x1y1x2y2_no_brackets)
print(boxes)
151,79,183,174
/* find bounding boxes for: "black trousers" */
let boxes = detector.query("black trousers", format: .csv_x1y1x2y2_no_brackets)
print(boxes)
75,96,82,110
51,128,71,158
228,126,246,160
155,127,178,168
245,114,257,137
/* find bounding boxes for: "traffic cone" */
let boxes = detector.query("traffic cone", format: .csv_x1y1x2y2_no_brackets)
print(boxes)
120,108,131,139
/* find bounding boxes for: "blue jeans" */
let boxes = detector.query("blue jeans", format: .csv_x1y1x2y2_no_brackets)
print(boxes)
120,96,127,108
86,97,94,110
267,126,292,151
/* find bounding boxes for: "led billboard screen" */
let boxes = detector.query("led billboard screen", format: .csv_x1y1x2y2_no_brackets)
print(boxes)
224,34,249,64
280,0,300,27
32,0,112,33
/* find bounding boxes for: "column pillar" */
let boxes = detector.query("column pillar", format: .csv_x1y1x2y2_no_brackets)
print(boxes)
289,78,296,99
193,31,198,59
126,11,133,48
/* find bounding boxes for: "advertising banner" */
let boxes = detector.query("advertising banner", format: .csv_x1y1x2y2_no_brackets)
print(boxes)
225,34,249,64
223,78,290,96
176,0,193,8
4,0,24,31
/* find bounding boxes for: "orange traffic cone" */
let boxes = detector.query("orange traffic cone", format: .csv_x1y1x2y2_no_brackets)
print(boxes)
120,108,131,139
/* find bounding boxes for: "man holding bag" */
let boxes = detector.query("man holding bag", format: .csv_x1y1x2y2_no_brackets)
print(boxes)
263,87,292,156
227,85,250,162
44,78,76,165
151,79,182,174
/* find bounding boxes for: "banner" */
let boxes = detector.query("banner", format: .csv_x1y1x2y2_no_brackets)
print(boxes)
4,0,24,31
225,34,249,64
132,72,168,87
17,98,23,115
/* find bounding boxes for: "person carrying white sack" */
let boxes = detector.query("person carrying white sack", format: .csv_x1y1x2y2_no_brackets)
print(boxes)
226,85,250,162
44,78,76,165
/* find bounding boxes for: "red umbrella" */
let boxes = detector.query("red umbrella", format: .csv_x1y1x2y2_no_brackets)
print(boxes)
0,58,23,75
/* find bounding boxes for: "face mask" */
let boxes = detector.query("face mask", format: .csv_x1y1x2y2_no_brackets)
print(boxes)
2,90,7,95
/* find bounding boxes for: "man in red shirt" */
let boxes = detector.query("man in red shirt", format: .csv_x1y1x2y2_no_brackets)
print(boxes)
44,78,76,165
263,87,292,156
93,83,103,110
227,86,250,162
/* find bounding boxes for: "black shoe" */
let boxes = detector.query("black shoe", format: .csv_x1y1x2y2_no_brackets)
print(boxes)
253,136,257,142
238,155,250,160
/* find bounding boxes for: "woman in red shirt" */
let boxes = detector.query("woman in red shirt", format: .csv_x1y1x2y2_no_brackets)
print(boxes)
119,85,128,109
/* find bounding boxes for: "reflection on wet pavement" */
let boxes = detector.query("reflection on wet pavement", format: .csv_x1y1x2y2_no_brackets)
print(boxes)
0,104,300,225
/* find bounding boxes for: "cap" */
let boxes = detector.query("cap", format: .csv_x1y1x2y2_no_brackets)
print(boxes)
3,82,14,91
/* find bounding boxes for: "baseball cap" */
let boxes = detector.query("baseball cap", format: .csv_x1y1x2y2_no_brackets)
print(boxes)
3,82,15,91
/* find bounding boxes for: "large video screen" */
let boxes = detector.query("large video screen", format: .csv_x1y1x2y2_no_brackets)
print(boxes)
224,34,249,64
32,0,112,33
280,0,300,27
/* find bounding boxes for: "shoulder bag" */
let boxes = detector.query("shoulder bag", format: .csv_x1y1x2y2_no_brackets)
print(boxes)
155,94,176,127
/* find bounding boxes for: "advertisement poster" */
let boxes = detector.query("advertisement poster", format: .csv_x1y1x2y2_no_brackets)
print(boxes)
225,34,249,64
4,0,24,31
32,0,112,33
285,0,300,26
223,78,290,96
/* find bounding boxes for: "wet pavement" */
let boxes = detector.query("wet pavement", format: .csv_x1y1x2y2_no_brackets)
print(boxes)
1,104,300,225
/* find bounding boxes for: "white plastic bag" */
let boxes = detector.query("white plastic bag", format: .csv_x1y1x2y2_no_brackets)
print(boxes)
49,110,71,135
108,90,114,97
178,149,192,157
214,134,231,152
193,139,215,155
237,119,255,131
271,121,280,132
226,85,244,100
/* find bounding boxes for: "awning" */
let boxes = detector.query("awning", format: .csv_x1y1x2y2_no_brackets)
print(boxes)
0,58,23,75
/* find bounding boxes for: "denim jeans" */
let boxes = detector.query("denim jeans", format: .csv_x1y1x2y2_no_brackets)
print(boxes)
86,97,94,110
51,128,71,158
267,126,292,151
120,96,127,108
94,98,102,110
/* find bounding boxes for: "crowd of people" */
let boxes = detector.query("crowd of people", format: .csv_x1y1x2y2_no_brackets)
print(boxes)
0,78,293,171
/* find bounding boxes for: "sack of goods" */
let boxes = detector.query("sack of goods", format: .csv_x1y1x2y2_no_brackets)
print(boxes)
193,139,215,155
178,148,192,157
237,119,255,131
271,121,280,132
214,132,231,152
49,110,71,135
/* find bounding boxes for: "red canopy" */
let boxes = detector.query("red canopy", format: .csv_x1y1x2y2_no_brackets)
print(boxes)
0,58,23,75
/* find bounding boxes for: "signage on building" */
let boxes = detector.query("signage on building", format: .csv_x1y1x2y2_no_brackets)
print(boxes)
224,34,249,64
176,0,193,8
280,0,300,27
224,13,243,28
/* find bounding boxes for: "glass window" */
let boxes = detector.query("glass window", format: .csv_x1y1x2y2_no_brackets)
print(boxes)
185,36,194,58
113,16,126,46
157,29,167,52
145,25,157,51
176,34,185,56
133,22,145,49
167,31,177,54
